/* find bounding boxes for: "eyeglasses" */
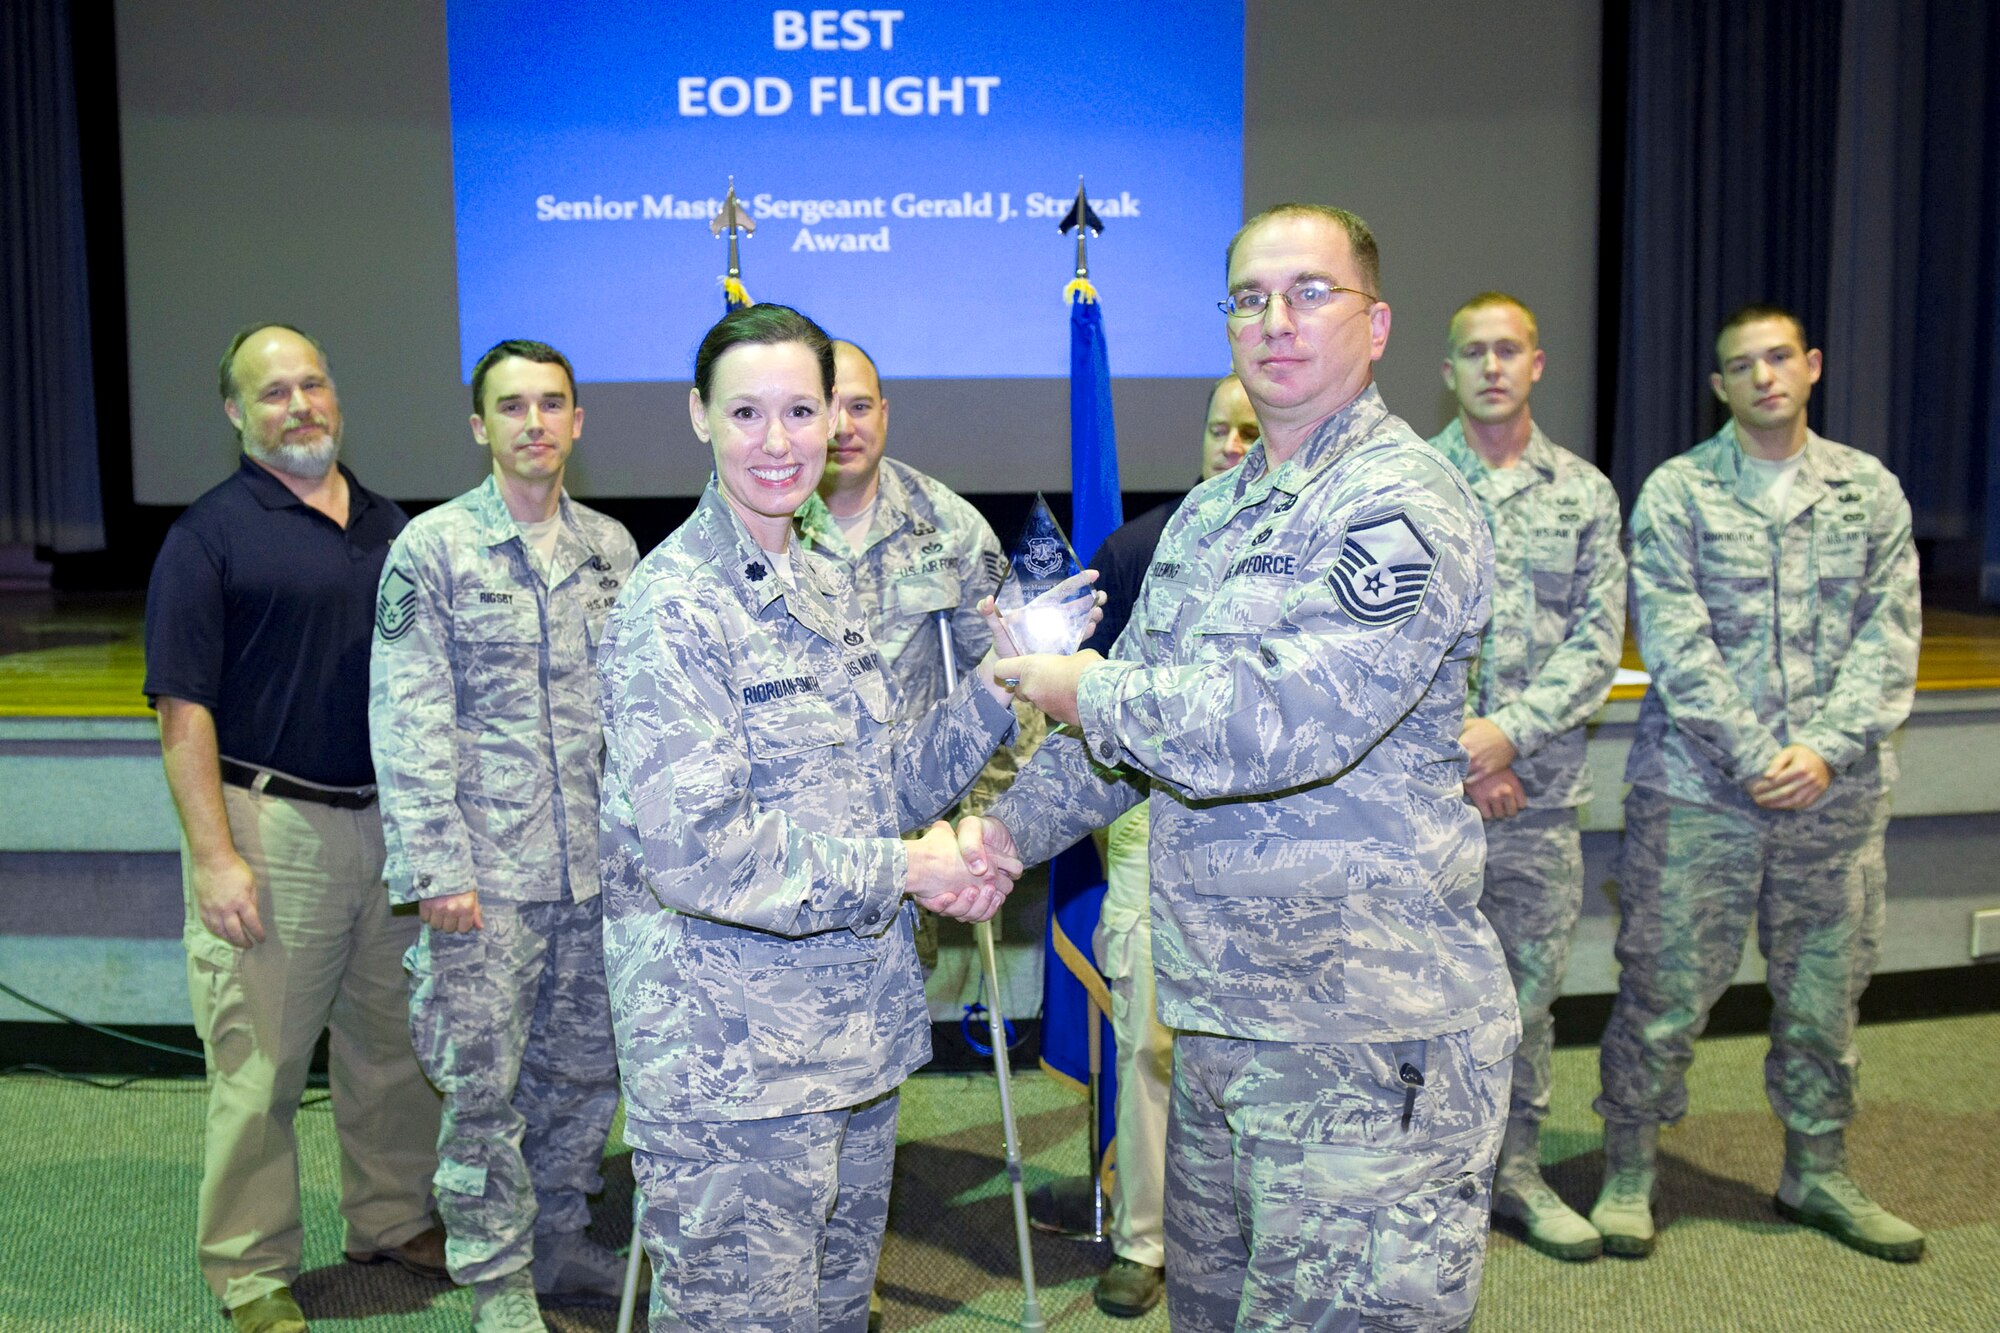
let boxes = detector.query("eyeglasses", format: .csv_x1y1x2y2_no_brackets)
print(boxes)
1218,279,1378,319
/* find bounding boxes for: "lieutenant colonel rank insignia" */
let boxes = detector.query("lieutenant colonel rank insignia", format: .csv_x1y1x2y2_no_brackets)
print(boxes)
1329,511,1436,627
376,567,418,642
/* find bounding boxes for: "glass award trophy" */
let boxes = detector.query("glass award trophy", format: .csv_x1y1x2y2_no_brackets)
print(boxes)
995,495,1097,656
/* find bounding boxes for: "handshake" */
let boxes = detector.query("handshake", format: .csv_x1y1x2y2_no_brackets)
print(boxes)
903,815,1023,924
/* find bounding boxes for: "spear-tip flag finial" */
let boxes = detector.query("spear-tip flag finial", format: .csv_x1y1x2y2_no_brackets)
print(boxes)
712,175,755,309
1058,177,1105,304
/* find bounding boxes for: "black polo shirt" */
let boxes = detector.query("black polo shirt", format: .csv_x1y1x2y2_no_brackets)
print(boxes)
1082,493,1186,656
144,456,408,787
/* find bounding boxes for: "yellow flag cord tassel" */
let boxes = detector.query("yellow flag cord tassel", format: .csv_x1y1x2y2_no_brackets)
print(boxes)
723,275,752,307
1063,276,1099,305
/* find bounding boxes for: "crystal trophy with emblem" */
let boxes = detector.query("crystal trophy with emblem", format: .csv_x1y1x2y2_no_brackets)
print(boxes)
995,495,1097,656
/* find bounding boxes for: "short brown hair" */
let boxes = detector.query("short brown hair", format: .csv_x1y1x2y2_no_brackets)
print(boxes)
1447,292,1539,350
1226,204,1381,298
1714,303,1810,366
471,339,579,414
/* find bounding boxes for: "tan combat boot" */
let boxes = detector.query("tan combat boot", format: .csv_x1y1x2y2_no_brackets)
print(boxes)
1775,1129,1925,1262
472,1269,549,1333
1588,1120,1659,1258
1492,1120,1602,1262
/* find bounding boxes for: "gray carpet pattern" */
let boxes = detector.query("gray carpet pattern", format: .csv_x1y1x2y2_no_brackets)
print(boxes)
0,1014,1993,1330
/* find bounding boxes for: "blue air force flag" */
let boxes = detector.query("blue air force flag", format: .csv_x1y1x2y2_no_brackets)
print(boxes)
1329,511,1436,627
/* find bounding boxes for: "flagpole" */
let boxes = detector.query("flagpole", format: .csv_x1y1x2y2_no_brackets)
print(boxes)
1026,177,1117,1244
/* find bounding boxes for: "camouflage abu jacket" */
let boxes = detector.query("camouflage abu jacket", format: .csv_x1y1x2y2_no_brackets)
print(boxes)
795,456,1006,719
1624,424,1919,807
1431,419,1626,808
596,482,1015,1134
988,384,1518,1054
369,475,638,905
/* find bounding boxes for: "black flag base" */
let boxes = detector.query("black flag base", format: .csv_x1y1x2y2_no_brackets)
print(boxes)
1027,1175,1107,1242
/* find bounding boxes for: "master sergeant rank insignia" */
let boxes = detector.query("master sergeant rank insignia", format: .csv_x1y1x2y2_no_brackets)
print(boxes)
376,567,418,642
1329,511,1436,628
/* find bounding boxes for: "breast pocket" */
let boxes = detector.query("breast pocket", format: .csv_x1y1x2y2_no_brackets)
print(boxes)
743,695,849,757
893,572,960,617
1816,528,1867,580
1528,528,1578,576
452,597,543,796
741,693,852,805
453,598,541,684
1137,577,1191,636
1189,580,1288,639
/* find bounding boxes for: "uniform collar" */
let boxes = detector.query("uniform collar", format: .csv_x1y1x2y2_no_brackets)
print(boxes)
465,473,604,583
1715,422,1846,523
796,458,916,558
1434,418,1559,505
1207,382,1389,532
697,481,850,644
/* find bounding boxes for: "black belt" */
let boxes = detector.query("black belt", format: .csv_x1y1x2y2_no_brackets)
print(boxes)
220,758,377,810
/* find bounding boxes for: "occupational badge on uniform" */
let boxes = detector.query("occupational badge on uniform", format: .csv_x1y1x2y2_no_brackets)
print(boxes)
842,627,865,646
376,567,418,642
1328,511,1436,627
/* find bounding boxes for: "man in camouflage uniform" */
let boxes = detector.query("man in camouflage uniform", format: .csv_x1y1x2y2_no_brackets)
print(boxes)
1593,305,1923,1263
371,340,640,1330
968,205,1519,1331
598,306,1023,1332
795,341,1045,962
1430,293,1625,1261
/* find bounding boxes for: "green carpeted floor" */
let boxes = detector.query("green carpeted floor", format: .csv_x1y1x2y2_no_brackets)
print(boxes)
1,1012,1995,1331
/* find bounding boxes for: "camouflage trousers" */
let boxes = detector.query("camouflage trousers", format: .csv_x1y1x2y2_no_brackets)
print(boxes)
406,895,619,1284
1596,784,1889,1135
632,1091,898,1332
1165,1029,1509,1332
1478,807,1584,1130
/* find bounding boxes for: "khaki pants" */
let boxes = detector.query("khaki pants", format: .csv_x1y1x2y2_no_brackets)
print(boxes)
1093,800,1173,1269
184,787,441,1308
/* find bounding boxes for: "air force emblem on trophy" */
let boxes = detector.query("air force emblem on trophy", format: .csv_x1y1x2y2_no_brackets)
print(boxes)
995,495,1097,656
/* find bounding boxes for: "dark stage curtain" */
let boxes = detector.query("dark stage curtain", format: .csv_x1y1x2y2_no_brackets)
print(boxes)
1609,0,1843,502
1,0,103,553
1611,0,2000,598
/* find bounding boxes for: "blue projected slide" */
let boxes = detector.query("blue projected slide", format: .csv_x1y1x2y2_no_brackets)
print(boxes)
446,2,1242,381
